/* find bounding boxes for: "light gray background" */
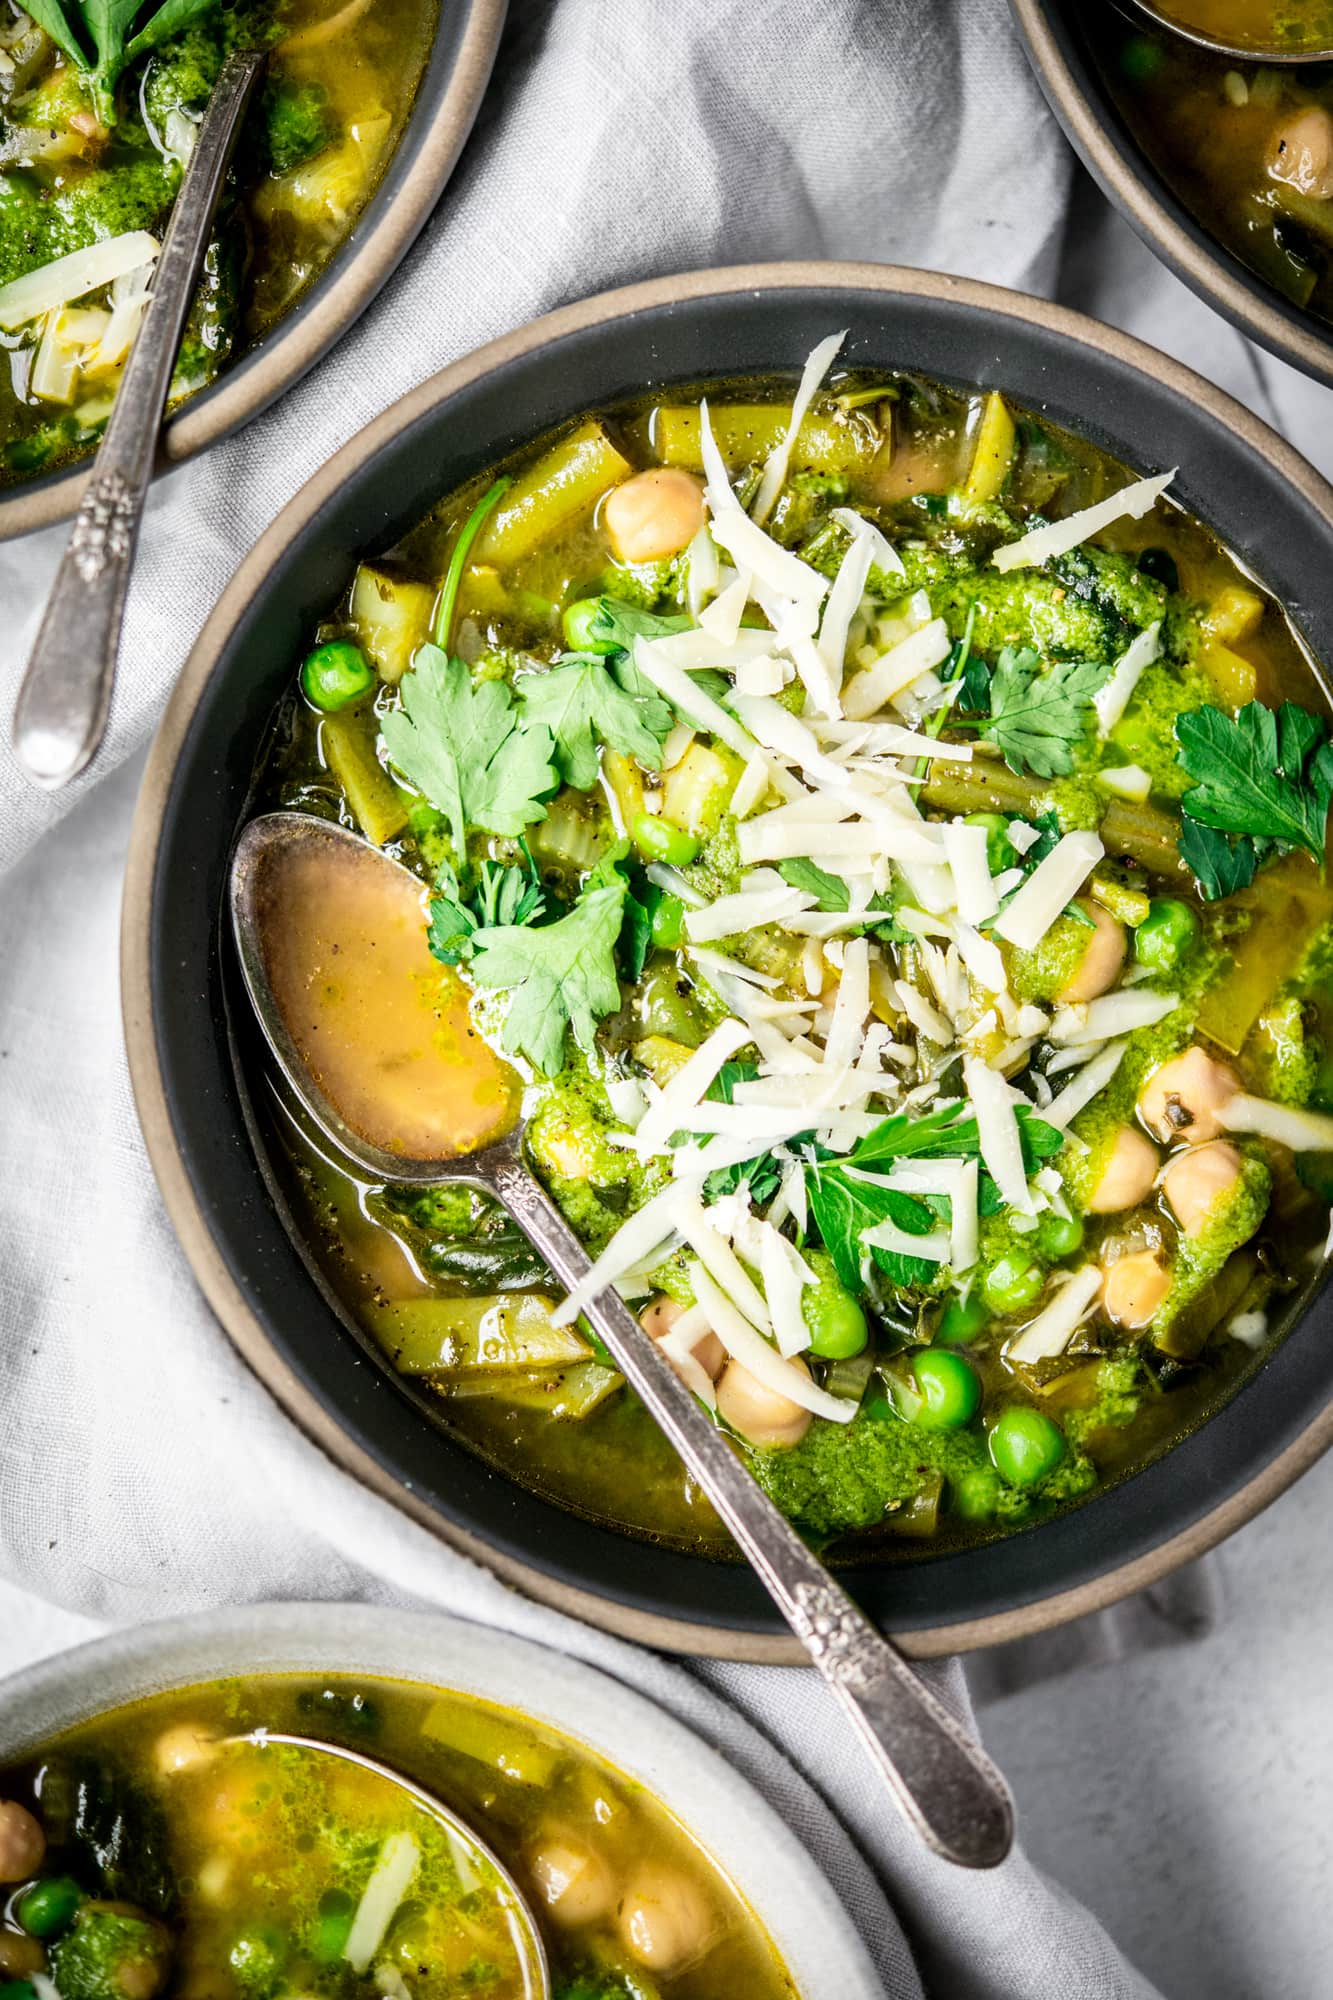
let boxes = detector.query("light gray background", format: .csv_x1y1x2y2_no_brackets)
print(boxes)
1,5,1332,1986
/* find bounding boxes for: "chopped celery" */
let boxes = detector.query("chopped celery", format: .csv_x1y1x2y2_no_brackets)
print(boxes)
661,742,737,837
440,1361,623,1417
319,712,408,844
653,403,876,477
477,422,633,568
420,1701,561,1784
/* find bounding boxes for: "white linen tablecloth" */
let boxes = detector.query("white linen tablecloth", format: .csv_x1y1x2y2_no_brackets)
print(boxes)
2,2,1331,1992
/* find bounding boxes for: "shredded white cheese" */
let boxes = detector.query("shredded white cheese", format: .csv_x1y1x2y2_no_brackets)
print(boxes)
751,329,845,524
0,229,161,331
1043,1039,1128,1129
843,618,952,720
1094,620,1162,736
991,471,1176,573
992,831,1104,949
343,1833,420,1973
1007,1265,1103,1364
963,1055,1034,1213
1222,1094,1333,1151
690,1262,854,1422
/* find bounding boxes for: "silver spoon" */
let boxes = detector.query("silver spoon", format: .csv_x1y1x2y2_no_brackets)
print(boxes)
11,49,266,791
229,811,1016,1870
220,1728,549,1996
1118,0,1333,62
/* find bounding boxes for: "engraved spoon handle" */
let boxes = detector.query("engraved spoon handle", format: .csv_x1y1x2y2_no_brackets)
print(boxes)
11,50,265,791
479,1141,1015,1869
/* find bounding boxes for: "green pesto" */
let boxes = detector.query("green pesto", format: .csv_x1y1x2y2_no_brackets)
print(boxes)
1252,993,1320,1105
1109,654,1216,799
1162,1152,1272,1335
527,1058,666,1254
1061,1353,1147,1451
50,1908,171,2000
1005,910,1090,1004
1046,772,1106,832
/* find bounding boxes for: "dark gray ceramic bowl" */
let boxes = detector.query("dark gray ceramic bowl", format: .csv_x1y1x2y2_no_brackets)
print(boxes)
1011,0,1333,391
123,262,1333,1662
0,0,506,540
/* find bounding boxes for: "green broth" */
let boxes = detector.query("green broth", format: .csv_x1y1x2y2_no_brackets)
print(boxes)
0,1676,797,1998
1089,12,1333,325
0,0,435,484
243,362,1333,1561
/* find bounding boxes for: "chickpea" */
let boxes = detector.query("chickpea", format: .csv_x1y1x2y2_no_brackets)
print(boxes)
0,1801,45,1882
154,1721,219,1777
1057,901,1126,1004
603,469,705,564
1163,1140,1246,1239
0,1932,45,1976
1138,1046,1240,1145
1266,106,1333,201
716,1357,811,1448
640,1294,725,1381
1087,1125,1159,1214
617,1862,716,1974
528,1834,618,1927
1102,1250,1172,1329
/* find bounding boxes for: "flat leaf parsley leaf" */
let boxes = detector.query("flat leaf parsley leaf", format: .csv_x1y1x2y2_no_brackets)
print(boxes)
470,873,628,1076
24,0,223,120
426,857,544,966
1177,820,1260,903
979,646,1108,780
589,598,691,651
519,653,674,790
380,645,556,857
1176,700,1333,866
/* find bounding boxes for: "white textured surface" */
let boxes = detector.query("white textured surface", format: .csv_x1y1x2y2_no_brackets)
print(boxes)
1,3,1332,1994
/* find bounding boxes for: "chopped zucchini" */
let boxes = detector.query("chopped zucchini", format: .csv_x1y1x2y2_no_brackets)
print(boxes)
654,403,876,477
661,742,738,837
1201,585,1264,646
1197,640,1257,708
420,1702,561,1784
349,564,435,683
963,392,1016,504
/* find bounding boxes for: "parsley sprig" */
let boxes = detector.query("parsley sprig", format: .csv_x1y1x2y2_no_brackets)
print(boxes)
426,855,545,966
23,0,218,121
380,646,556,858
518,652,673,789
470,858,628,1076
972,645,1109,780
1176,700,1333,900
804,1103,1062,1290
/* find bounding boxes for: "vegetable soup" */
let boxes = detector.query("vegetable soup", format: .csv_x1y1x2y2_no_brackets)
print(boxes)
0,1676,795,1997
244,344,1333,1559
1089,8,1333,325
0,0,436,485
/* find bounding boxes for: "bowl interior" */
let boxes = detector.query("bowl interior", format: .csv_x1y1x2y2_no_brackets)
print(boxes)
0,1602,885,2000
136,270,1333,1654
1010,0,1333,391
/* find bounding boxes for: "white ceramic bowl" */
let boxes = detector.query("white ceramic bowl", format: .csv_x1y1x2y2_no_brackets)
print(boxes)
0,1603,883,2000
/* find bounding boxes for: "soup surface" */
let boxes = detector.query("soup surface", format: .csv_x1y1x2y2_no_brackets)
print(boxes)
1089,8,1333,326
0,0,436,487
245,347,1333,1559
1151,0,1333,52
0,1675,795,1997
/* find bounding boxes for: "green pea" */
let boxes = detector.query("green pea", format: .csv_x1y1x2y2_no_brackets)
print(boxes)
312,1901,353,1964
951,1465,1001,1521
803,1279,868,1360
990,1405,1067,1488
1036,1210,1084,1260
981,1251,1045,1314
631,812,699,867
910,1348,982,1431
963,811,1016,874
937,1293,989,1346
300,639,374,712
1119,34,1164,82
650,893,685,951
561,597,616,654
17,1877,83,1939
1134,898,1200,977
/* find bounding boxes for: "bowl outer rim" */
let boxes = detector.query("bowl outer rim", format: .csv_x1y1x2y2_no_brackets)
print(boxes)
0,1600,885,2000
0,0,509,540
1008,0,1333,391
122,257,1333,1665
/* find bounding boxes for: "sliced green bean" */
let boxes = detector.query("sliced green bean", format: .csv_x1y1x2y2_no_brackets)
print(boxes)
477,422,632,568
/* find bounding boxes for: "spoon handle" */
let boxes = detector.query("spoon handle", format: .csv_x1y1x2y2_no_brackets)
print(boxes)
481,1145,1015,1869
11,50,265,791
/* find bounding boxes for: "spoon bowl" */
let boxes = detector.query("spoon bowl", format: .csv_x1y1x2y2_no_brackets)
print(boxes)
228,810,1015,1869
1119,0,1333,61
217,1728,550,1996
